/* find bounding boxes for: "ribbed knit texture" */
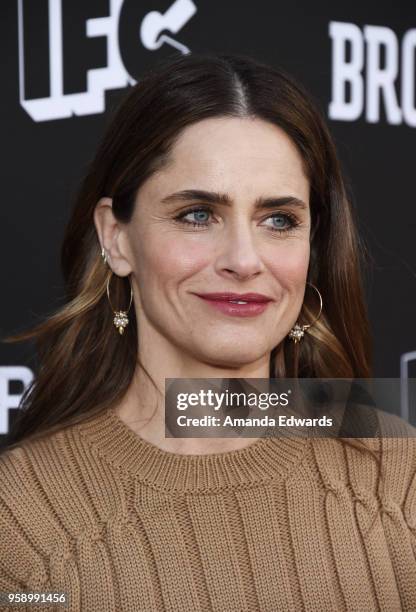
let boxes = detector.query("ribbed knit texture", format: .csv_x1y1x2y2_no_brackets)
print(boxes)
1,407,416,611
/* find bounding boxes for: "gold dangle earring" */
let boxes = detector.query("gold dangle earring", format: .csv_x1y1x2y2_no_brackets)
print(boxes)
106,272,133,335
101,247,133,335
288,282,323,343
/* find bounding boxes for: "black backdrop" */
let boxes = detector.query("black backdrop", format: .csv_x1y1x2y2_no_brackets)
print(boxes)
1,0,415,443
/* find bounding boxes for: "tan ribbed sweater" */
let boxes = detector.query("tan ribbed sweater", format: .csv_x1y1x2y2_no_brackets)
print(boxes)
1,406,416,611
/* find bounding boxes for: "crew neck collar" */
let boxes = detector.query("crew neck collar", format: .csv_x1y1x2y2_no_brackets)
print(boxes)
78,407,309,494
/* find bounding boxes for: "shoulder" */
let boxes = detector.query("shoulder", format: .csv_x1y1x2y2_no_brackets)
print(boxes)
0,418,101,519
376,407,416,439
362,409,416,485
0,425,77,523
368,409,416,504
0,421,102,588
0,424,87,566
0,441,54,589
0,423,79,495
310,410,416,505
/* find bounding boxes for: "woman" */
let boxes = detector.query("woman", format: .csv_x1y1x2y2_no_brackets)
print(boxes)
1,52,415,611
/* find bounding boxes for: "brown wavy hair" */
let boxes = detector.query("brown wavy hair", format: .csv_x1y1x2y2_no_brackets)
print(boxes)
2,51,374,458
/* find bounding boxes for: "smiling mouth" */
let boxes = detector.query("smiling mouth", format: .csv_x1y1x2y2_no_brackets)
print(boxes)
193,292,273,303
192,293,273,318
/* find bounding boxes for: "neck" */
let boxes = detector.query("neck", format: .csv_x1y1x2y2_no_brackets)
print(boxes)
115,326,271,455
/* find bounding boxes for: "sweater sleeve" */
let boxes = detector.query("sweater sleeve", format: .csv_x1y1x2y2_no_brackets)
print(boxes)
379,410,416,500
375,412,416,553
0,446,49,597
399,435,416,549
404,464,416,540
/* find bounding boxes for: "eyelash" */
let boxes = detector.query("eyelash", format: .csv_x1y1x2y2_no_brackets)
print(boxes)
173,206,300,235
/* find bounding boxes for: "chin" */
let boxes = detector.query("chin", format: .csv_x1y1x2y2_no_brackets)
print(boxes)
195,341,269,369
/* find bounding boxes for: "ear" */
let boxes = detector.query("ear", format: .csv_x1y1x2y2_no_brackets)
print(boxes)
93,197,133,276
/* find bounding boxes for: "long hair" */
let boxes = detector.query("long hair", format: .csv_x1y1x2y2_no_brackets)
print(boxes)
2,51,373,455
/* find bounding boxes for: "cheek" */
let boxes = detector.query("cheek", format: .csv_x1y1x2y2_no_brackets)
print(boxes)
136,234,212,285
266,241,310,289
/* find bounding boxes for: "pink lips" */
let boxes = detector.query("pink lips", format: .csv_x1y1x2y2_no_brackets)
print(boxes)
193,292,273,318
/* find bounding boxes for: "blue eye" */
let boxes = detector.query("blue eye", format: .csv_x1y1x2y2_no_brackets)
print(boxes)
266,214,291,230
266,213,297,233
174,206,299,234
190,210,210,223
176,207,212,227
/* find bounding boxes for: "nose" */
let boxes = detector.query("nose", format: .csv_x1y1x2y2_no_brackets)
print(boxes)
215,219,265,280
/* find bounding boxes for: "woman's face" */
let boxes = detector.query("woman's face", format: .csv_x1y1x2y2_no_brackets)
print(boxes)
121,116,311,367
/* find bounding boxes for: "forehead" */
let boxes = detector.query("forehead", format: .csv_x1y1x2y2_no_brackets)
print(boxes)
141,116,309,203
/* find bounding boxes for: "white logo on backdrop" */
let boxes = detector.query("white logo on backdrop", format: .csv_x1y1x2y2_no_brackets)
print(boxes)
0,366,34,434
329,21,416,126
17,0,197,122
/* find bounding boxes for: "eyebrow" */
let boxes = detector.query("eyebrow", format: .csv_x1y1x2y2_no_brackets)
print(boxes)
160,189,308,210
